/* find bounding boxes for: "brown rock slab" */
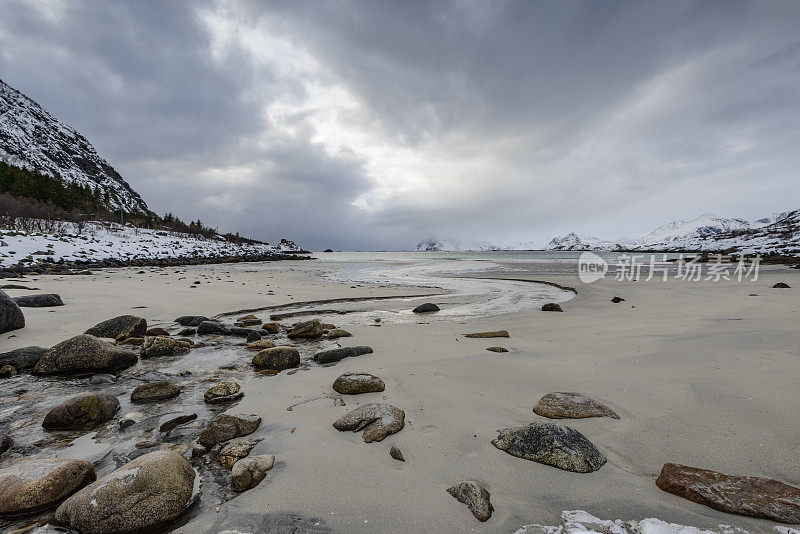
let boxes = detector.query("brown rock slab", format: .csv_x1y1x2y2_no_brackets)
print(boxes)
261,322,281,334
464,330,509,338
252,346,300,371
231,454,274,491
333,403,405,443
332,372,385,394
159,413,197,432
390,446,405,462
140,336,190,358
287,319,324,339
198,413,261,448
486,346,508,353
43,393,120,430
247,339,276,350
326,328,352,339
84,315,146,341
447,480,493,522
145,327,170,337
533,392,619,419
0,459,95,516
131,381,180,403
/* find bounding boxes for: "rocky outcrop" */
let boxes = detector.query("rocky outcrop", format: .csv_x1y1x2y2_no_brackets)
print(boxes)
217,438,261,469
655,462,800,523
42,393,120,430
175,315,208,327
491,420,606,473
533,392,619,419
0,459,95,516
447,481,493,522
12,293,64,307
140,336,190,358
204,380,243,403
131,381,180,403
288,319,324,339
231,454,275,491
198,414,261,448
464,330,509,338
313,346,373,364
333,404,405,443
252,346,300,371
84,315,147,341
332,372,385,394
0,290,25,334
413,303,440,313
0,345,47,372
196,320,230,335
52,450,196,534
33,335,137,376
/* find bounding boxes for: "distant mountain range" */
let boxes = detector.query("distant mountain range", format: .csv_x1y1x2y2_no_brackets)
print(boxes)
415,211,800,256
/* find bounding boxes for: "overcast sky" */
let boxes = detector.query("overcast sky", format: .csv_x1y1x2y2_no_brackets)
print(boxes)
1,0,799,250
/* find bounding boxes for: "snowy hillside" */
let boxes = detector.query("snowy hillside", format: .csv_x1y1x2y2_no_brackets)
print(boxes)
0,221,304,268
636,213,763,245
546,232,623,251
0,79,149,213
415,238,501,252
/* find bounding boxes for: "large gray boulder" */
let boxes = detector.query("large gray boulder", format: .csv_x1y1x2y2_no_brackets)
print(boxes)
13,293,64,307
332,372,385,394
52,450,195,534
84,315,147,341
131,381,180,403
333,404,405,443
0,290,24,334
0,459,95,516
196,320,230,335
198,413,261,448
33,334,137,376
0,346,47,372
252,346,300,371
42,393,120,430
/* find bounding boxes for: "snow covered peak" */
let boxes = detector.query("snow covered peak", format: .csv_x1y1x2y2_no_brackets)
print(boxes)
0,78,149,213
414,238,501,252
637,214,761,246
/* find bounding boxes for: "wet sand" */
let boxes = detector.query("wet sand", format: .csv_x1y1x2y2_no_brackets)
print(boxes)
2,260,799,533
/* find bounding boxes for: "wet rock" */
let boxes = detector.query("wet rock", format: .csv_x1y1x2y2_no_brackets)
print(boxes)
655,462,800,523
332,372,385,394
773,282,791,288
159,413,197,432
247,339,276,350
131,381,180,403
84,315,147,341
486,346,508,353
33,335,138,376
119,337,144,345
237,313,261,322
204,380,243,403
288,319,324,339
12,293,64,307
175,315,208,327
0,459,95,516
326,328,352,339
413,303,440,313
447,481,493,522
533,392,619,420
321,323,337,330
464,330,509,338
119,419,136,431
252,346,300,371
140,336,190,358
197,320,230,335
218,438,262,469
198,413,261,448
0,290,25,334
333,403,405,443
0,364,16,378
313,346,373,364
231,454,275,491
261,322,281,334
541,303,563,312
43,393,120,430
246,330,262,343
492,420,606,473
0,284,38,290
390,446,405,462
178,328,196,336
0,346,47,372
230,326,258,337
89,374,115,385
611,296,625,303
145,327,170,337
52,450,195,534
135,440,158,449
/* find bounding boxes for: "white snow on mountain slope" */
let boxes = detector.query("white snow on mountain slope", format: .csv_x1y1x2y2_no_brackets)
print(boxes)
0,221,303,267
414,238,501,252
0,79,149,213
636,213,763,245
546,232,624,251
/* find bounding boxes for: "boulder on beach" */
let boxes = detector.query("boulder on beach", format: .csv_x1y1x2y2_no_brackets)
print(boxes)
198,413,261,448
196,320,230,335
204,380,243,403
326,328,352,339
43,393,120,430
218,438,262,469
541,302,563,312
131,381,180,403
390,446,404,462
333,372,385,394
486,346,508,353
246,330,261,342
0,458,95,516
247,339,276,350
145,327,170,337
447,481,493,522
84,315,147,341
773,282,791,288
655,462,800,523
230,326,258,337
231,454,275,492
288,319,324,339
33,335,138,376
140,336,190,358
313,345,373,364
262,322,281,334
413,303,440,313
52,450,195,534
611,296,625,303
0,290,25,334
175,315,208,327
12,293,64,307
333,403,405,443
464,330,509,338
252,346,300,371
0,345,47,372
491,420,606,473
533,392,619,420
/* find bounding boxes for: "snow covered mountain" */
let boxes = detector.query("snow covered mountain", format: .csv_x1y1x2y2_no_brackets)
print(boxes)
635,213,763,246
414,238,501,252
0,79,149,213
546,232,623,251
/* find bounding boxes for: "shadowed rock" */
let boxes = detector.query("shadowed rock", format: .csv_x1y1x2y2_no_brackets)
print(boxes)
492,420,606,473
252,346,300,371
197,320,230,335
43,393,120,430
218,438,262,469
199,413,261,448
0,434,10,456
33,335,137,376
333,403,405,443
159,413,197,432
52,450,195,534
131,381,180,403
390,446,405,462
313,346,373,364
541,302,563,312
773,282,791,288
326,328,352,339
246,330,261,342
0,459,95,516
0,346,47,372
0,289,24,334
231,454,275,491
288,319,324,339
611,296,625,303
447,481,493,522
464,330,509,338
204,380,243,403
412,303,440,313
332,372,385,394
533,392,619,420
84,315,146,341
655,462,800,523
262,322,281,334
140,336,190,358
145,327,170,337
486,346,508,353
13,293,64,307
175,315,208,326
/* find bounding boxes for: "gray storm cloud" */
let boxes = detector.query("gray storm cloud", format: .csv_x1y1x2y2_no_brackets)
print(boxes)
1,0,799,250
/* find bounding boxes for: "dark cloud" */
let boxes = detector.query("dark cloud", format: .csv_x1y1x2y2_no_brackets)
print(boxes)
1,0,799,250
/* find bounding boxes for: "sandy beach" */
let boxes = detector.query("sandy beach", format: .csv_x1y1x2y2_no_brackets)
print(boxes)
1,256,799,533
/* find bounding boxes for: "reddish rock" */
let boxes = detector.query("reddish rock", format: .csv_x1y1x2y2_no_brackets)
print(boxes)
655,463,800,523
